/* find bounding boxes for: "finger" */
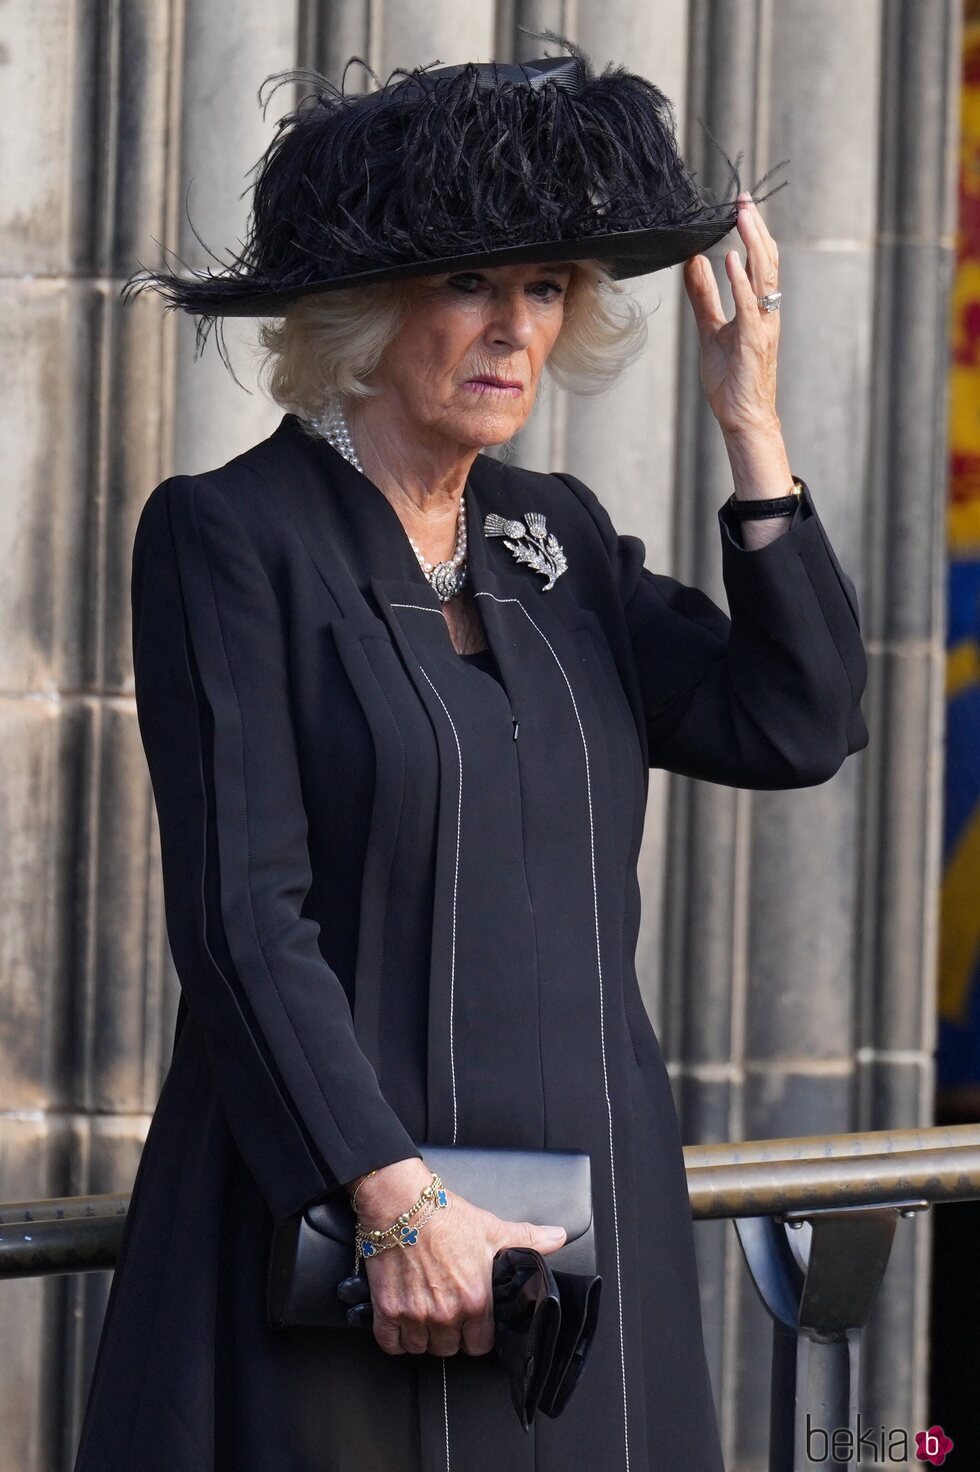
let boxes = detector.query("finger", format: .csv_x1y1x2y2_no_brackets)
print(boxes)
683,255,726,342
427,1325,463,1357
725,249,765,331
398,1321,431,1355
736,197,778,300
739,195,779,272
684,255,725,324
746,198,779,257
461,1306,496,1357
498,1218,562,1249
373,1310,406,1356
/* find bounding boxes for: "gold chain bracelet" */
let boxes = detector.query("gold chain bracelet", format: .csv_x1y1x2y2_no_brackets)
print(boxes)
349,1168,377,1213
352,1172,449,1272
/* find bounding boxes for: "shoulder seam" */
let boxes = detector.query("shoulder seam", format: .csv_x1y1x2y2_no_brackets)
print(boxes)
162,470,285,612
550,470,618,554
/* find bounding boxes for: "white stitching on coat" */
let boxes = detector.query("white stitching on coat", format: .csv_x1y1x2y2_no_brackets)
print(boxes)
389,600,461,1472
475,590,631,1471
417,667,458,1472
389,604,461,1145
415,660,462,1148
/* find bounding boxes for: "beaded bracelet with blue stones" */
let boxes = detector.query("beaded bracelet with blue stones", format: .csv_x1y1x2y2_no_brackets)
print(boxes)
352,1172,449,1272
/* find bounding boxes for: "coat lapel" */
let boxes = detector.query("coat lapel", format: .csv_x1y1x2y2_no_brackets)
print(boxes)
365,461,609,1150
254,417,627,1147
463,452,606,729
261,413,596,701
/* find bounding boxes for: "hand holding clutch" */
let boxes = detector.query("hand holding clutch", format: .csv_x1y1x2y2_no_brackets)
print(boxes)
268,1142,603,1427
337,1247,602,1429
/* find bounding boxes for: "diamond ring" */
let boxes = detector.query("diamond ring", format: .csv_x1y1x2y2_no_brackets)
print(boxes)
756,291,782,313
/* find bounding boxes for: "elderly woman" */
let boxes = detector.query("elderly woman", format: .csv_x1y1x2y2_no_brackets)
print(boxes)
73,42,867,1472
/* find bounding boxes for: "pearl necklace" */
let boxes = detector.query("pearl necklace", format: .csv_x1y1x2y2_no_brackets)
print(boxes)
309,408,469,602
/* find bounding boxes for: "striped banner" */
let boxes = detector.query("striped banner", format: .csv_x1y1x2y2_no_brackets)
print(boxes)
939,4,980,1096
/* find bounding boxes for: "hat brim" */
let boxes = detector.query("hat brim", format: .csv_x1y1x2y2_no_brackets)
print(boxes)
189,217,738,318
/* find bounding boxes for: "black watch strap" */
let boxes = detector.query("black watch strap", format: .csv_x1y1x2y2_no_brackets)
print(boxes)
728,477,804,519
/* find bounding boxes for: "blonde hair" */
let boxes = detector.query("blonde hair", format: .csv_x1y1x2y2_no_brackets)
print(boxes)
254,258,648,425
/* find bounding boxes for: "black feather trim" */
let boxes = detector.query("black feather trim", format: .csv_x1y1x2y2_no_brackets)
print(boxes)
122,37,788,365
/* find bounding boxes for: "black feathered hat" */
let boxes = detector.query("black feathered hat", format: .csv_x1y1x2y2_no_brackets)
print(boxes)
123,31,786,356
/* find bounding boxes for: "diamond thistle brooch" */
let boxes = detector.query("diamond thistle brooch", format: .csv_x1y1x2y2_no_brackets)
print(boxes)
483,511,568,591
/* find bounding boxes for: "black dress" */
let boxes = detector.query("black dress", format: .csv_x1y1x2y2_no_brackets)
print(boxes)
72,413,868,1472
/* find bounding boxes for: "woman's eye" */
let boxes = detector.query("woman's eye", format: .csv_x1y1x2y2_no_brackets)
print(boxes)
446,274,566,299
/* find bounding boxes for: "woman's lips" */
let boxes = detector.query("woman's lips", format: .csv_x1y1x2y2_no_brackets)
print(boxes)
462,378,523,396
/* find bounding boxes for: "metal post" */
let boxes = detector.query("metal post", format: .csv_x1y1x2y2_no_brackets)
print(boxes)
734,1199,928,1471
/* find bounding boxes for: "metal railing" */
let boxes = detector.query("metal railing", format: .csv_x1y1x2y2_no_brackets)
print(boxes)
684,1123,980,1469
3,1121,979,1471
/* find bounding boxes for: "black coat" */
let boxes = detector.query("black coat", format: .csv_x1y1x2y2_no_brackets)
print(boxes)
73,412,868,1472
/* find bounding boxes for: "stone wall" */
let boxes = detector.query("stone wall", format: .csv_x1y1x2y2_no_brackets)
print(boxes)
0,2,959,1466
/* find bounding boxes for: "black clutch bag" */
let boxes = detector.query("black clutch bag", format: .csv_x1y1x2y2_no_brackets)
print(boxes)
266,1145,603,1428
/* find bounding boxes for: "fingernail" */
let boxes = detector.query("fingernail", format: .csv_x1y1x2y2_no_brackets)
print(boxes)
543,1226,565,1240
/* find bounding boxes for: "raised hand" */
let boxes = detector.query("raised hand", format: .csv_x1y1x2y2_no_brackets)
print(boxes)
681,191,782,439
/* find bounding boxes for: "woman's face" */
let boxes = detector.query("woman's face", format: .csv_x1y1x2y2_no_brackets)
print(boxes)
366,261,575,450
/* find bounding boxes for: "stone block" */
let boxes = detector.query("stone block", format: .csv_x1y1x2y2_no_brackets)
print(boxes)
0,1115,63,1472
578,2,689,143
769,244,874,611
563,269,683,577
0,280,97,691
866,240,955,643
0,0,959,1458
859,648,944,1053
302,4,371,86
856,1054,934,1131
0,698,75,1110
377,2,493,68
99,286,172,692
742,1063,854,1142
666,779,741,1065
178,3,298,271
766,0,881,244
878,0,962,242
684,0,766,200
66,1107,150,1213
676,1069,736,1147
1,1,75,277
162,0,299,472
174,314,284,476
94,1,175,280
746,758,864,1061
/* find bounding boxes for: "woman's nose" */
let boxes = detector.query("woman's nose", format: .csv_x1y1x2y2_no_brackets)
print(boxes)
486,294,535,349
